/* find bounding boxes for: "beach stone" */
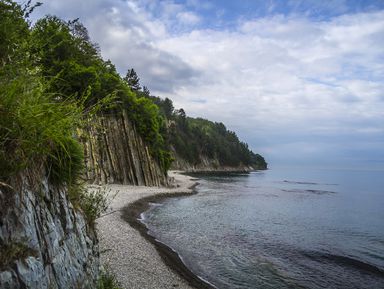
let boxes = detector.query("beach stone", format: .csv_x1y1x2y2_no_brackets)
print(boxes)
97,172,201,289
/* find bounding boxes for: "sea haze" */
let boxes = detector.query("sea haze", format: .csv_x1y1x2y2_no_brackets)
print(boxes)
143,168,384,289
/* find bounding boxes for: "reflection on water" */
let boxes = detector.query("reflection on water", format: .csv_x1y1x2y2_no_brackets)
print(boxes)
143,168,384,288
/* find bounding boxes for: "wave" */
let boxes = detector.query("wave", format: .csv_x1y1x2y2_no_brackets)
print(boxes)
282,189,337,195
283,180,319,185
282,180,338,186
303,251,384,276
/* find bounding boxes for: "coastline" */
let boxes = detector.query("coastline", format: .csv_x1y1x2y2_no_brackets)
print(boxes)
122,190,216,289
96,171,215,289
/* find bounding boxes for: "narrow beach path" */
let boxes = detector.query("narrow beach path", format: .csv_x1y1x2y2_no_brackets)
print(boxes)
96,171,196,289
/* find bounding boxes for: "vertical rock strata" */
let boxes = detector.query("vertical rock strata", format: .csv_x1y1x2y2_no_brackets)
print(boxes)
0,174,99,289
0,110,168,288
81,111,167,187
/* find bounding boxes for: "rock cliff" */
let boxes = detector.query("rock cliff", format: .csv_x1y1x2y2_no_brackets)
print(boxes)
170,152,257,173
0,170,99,289
80,110,168,187
0,108,169,288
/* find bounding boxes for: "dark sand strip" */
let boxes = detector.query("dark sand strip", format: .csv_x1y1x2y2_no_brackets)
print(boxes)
97,172,215,289
121,188,216,289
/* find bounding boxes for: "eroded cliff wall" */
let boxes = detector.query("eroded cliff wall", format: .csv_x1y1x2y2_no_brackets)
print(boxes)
170,151,255,173
0,171,99,289
80,110,168,187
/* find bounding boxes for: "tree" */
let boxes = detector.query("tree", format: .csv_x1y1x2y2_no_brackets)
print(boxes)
0,0,29,67
163,98,174,119
124,68,141,92
142,85,150,96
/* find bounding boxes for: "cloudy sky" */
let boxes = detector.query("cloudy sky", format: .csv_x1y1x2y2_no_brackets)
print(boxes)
28,0,384,169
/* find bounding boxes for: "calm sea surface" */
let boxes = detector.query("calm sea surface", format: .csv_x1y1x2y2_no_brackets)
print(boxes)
142,168,384,288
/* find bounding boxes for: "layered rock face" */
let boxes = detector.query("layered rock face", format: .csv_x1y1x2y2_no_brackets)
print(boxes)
171,152,254,173
0,109,168,288
81,110,167,187
0,173,99,289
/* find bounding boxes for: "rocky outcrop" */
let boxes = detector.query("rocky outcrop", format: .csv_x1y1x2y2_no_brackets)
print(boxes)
170,151,255,173
0,110,167,289
0,171,99,289
80,110,168,187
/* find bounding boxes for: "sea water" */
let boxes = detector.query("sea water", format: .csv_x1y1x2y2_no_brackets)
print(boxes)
142,168,384,288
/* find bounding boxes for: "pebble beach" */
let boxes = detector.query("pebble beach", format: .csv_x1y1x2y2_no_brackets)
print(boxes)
96,171,204,289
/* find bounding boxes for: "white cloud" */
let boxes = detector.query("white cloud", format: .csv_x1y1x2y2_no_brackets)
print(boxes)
27,0,384,168
176,11,200,25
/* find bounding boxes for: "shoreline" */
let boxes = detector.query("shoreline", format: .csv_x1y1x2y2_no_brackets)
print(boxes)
97,171,215,289
121,189,216,289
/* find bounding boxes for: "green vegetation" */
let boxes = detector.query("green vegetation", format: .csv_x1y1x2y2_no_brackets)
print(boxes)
29,14,172,172
0,1,103,229
169,116,267,169
76,186,117,226
0,74,85,182
97,269,122,289
0,0,170,186
0,0,265,285
0,240,36,270
0,0,266,192
123,74,267,169
0,1,84,185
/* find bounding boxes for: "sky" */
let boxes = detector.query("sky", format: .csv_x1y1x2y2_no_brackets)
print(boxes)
26,0,384,169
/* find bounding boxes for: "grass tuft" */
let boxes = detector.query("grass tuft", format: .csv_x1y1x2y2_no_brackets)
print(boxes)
0,241,37,270
97,268,122,289
0,74,83,185
69,185,117,227
47,137,84,186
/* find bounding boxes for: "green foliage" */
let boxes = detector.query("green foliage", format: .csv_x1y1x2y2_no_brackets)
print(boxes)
75,186,116,226
0,1,90,189
47,137,84,186
0,0,29,66
120,71,266,170
124,68,141,92
29,14,172,172
1,0,265,194
127,96,172,172
0,74,84,182
158,149,174,173
138,90,268,169
30,16,102,103
162,97,175,119
129,97,160,143
170,117,267,169
0,240,36,270
97,269,122,289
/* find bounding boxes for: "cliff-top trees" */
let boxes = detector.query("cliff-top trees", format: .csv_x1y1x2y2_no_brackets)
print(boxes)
0,0,25,70
27,13,173,172
124,68,141,92
0,1,85,185
30,16,102,101
1,0,265,176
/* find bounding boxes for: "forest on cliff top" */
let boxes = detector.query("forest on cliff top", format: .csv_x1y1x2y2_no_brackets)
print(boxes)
0,0,267,189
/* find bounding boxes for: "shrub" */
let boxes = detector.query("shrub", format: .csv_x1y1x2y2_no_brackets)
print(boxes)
0,74,83,181
75,186,117,226
47,137,84,186
97,268,122,289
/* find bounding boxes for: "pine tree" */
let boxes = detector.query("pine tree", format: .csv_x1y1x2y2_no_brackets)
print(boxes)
124,68,141,91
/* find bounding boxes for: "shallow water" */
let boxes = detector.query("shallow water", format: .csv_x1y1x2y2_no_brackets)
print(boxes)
143,168,384,288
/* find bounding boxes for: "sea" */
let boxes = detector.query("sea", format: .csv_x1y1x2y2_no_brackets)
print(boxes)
142,167,384,289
